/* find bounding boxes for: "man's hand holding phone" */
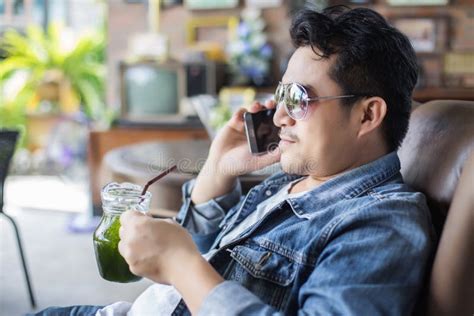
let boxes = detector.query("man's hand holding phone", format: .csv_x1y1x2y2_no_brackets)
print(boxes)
191,100,281,204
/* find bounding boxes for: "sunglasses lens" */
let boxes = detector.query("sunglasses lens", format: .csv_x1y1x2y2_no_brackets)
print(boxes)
274,83,285,104
287,84,307,119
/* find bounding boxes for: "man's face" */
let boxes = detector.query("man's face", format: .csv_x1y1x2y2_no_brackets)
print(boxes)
274,46,360,177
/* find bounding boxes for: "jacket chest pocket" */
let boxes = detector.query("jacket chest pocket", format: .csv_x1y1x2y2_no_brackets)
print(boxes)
224,245,297,311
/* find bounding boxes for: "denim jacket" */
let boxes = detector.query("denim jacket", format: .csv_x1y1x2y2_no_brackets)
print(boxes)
175,152,435,316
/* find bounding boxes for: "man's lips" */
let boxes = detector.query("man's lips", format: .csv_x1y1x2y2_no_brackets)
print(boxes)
279,138,295,144
278,132,297,148
278,132,297,143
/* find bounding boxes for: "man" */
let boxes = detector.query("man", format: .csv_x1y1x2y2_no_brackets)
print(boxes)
33,5,434,316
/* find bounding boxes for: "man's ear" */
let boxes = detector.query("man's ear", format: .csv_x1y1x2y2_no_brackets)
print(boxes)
356,97,387,138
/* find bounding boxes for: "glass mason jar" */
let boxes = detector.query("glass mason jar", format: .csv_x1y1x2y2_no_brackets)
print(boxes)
93,182,152,283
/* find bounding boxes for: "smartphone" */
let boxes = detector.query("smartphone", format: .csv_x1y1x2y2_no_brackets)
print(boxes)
244,108,280,155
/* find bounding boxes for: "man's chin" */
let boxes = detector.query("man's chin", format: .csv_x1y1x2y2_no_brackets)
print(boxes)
280,155,320,175
280,158,304,175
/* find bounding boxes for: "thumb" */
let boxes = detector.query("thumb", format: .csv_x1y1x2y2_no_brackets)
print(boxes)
120,209,144,226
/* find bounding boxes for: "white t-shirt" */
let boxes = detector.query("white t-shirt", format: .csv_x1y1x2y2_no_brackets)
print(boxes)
96,179,306,316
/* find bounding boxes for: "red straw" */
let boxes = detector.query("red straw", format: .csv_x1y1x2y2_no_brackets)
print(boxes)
141,164,178,197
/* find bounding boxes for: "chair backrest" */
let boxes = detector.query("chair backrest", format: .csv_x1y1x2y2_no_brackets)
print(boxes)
398,100,474,315
0,130,19,209
427,151,474,316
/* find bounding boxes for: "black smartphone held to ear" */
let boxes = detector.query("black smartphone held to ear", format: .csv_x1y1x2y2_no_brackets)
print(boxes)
244,108,280,155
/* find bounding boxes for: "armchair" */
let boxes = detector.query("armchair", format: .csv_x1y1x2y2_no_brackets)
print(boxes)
398,100,474,315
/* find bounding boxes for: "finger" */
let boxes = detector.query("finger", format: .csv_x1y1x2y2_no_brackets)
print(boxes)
118,240,127,259
161,218,180,228
162,218,175,224
118,240,133,264
227,107,247,132
119,226,125,239
120,209,143,226
232,107,247,123
249,101,264,113
264,99,277,109
251,146,281,169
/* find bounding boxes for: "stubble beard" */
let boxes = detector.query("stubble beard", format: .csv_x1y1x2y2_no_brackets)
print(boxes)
280,149,319,176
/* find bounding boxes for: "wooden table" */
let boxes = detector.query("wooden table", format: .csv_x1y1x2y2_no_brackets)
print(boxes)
99,139,279,215
87,125,209,216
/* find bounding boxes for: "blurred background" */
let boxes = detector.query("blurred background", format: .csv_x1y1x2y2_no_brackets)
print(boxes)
0,0,473,315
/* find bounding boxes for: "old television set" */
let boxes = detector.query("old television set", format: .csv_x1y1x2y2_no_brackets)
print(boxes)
119,60,187,123
119,59,226,125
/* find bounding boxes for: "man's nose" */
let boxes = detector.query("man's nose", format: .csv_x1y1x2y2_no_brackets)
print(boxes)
273,101,295,127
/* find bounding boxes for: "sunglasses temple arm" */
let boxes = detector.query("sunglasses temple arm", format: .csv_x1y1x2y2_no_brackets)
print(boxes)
307,95,357,102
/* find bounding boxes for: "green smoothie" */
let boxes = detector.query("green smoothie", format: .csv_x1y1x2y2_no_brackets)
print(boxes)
93,182,151,283
93,214,141,283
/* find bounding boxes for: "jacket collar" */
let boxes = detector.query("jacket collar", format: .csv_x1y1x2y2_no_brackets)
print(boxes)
268,152,401,219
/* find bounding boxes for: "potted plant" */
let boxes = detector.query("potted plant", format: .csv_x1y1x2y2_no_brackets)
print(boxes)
0,23,107,149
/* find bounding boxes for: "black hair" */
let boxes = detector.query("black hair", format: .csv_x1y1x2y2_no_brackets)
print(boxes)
290,5,418,151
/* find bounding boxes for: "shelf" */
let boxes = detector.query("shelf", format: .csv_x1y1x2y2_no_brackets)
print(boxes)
413,87,474,102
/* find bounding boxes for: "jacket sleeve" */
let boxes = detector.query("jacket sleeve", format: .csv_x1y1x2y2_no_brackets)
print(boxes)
176,178,243,253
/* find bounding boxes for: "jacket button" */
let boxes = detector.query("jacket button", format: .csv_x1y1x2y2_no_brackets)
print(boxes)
265,190,272,196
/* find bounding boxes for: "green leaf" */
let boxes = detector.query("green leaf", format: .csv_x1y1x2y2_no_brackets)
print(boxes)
0,23,106,121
